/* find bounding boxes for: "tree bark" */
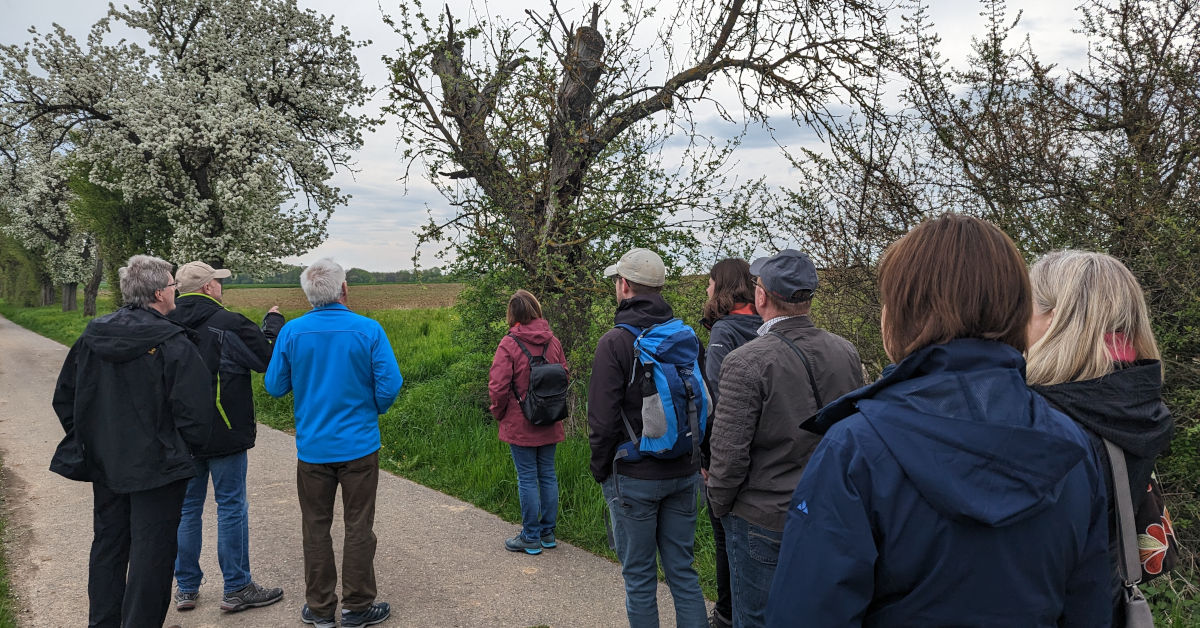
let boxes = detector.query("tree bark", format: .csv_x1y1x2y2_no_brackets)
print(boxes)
41,282,55,306
84,253,103,316
61,283,78,312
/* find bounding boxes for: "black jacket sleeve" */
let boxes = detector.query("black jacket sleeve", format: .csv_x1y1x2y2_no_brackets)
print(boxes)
588,328,634,483
162,336,217,452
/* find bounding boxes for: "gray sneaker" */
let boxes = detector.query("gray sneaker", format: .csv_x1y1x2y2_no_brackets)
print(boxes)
220,581,283,612
174,589,198,611
301,604,337,628
342,601,391,627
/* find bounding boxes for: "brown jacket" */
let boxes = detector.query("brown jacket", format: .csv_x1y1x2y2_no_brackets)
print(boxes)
707,315,863,530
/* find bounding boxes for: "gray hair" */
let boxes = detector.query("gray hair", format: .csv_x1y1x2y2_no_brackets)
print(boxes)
300,258,346,307
118,255,174,307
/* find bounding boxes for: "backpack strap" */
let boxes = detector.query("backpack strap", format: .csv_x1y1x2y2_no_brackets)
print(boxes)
507,334,547,403
770,331,824,409
1104,438,1142,587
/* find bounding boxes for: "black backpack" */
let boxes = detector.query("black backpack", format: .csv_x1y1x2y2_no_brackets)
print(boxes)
508,335,570,425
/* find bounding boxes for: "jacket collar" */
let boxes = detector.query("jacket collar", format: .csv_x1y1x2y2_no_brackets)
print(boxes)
803,338,1025,435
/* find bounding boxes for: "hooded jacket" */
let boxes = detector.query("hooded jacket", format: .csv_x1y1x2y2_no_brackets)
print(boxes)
50,306,213,493
1033,361,1174,624
488,318,568,447
700,310,762,468
588,294,699,483
169,293,284,457
766,339,1110,627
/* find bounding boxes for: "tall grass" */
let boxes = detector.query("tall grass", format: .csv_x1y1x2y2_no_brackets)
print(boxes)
0,457,18,628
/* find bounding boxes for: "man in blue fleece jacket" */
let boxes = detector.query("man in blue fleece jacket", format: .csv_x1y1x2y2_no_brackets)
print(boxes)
265,258,403,628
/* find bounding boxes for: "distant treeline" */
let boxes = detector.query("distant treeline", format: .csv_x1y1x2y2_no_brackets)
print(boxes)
226,265,468,286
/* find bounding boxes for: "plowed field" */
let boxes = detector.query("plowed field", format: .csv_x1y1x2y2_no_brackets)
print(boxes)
223,282,462,312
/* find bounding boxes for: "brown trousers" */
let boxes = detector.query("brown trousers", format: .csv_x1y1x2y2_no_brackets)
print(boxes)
296,450,380,616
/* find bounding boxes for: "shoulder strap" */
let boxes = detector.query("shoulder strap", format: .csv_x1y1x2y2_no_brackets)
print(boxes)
1104,438,1141,586
507,334,546,360
615,323,642,337
770,331,823,409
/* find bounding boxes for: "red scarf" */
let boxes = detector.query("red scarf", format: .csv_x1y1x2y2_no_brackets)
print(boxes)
1105,331,1136,362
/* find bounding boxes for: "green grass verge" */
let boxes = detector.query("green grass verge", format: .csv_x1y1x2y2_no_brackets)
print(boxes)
0,460,19,627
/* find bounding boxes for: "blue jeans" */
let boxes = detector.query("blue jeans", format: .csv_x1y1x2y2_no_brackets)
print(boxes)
174,451,251,593
602,473,708,628
509,444,559,541
723,514,783,628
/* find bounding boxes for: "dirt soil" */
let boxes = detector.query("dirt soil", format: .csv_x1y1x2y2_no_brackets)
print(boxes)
223,283,463,312
0,314,692,627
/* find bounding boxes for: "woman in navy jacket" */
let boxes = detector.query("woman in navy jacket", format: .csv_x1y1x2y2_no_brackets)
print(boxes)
766,215,1111,627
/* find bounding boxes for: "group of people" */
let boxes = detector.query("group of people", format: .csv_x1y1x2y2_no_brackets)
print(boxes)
487,214,1174,628
48,212,1174,628
52,257,401,628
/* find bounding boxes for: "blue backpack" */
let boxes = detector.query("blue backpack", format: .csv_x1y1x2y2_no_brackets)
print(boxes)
614,319,712,463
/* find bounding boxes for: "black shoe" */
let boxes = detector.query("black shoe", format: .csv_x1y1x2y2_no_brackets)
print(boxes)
709,607,733,628
174,589,198,611
342,601,391,627
504,534,543,555
301,604,337,628
220,581,283,612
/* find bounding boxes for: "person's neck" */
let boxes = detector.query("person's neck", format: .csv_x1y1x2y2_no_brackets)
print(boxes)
147,301,171,316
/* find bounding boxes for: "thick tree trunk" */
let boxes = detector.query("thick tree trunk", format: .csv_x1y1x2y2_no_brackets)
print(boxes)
61,283,78,312
84,254,104,316
41,283,55,306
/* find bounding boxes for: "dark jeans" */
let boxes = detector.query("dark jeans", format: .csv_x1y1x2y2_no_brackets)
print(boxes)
723,514,783,628
88,479,188,628
707,494,732,622
297,450,380,617
175,450,252,593
602,473,708,628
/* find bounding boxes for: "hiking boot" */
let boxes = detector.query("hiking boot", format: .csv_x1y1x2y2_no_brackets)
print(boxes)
540,532,557,549
709,607,733,628
341,601,391,627
505,534,543,555
220,581,283,612
301,604,337,628
174,589,198,611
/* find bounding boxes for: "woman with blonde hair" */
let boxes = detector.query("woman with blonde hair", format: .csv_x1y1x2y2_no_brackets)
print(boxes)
1027,250,1175,627
487,290,568,555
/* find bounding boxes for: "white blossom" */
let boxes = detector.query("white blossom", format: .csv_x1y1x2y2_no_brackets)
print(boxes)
1,0,374,275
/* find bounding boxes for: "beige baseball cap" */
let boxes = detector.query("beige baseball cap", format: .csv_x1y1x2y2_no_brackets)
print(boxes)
604,248,666,287
176,261,232,293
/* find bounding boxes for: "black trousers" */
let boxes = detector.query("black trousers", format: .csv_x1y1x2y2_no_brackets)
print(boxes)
88,479,188,628
708,494,733,621
297,450,380,616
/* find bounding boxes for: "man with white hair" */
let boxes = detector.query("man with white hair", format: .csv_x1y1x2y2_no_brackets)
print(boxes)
51,254,213,628
265,258,403,628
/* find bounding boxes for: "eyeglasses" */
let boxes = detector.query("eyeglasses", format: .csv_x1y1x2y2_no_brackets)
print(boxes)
161,281,178,291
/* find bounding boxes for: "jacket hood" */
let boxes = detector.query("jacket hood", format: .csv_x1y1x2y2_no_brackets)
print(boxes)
812,339,1089,527
712,313,763,343
82,306,189,363
508,318,557,346
614,294,675,329
169,293,225,328
1032,360,1174,459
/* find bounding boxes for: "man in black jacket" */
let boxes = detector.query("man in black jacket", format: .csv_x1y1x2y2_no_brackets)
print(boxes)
168,260,285,613
588,248,708,628
51,254,213,628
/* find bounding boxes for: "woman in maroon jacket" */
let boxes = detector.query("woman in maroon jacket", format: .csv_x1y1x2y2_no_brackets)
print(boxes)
488,290,568,555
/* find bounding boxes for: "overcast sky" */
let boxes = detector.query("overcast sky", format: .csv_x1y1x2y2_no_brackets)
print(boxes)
1,0,1085,271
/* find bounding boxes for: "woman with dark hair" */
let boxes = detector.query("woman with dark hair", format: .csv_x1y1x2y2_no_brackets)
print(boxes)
487,290,568,555
1026,251,1174,627
766,215,1110,626
699,258,762,628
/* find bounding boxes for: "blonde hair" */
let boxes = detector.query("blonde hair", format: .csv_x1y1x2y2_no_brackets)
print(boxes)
1026,250,1161,386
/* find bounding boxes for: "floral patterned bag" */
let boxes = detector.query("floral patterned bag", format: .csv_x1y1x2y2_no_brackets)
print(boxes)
1135,471,1178,581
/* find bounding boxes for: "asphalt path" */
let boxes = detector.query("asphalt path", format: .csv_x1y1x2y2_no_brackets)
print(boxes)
0,314,692,627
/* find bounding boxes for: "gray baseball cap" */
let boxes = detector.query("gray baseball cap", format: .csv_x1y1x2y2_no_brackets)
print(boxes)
604,248,666,287
750,249,818,302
